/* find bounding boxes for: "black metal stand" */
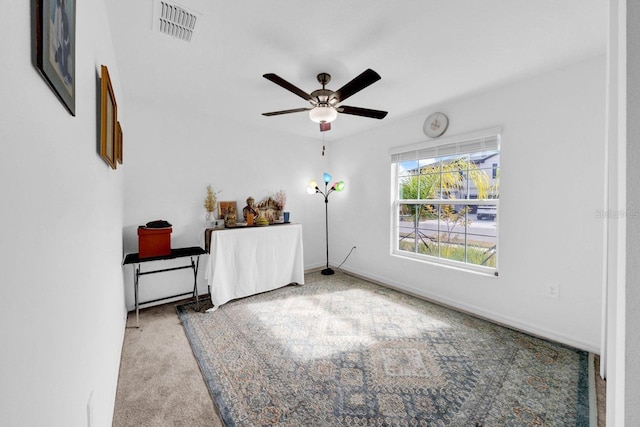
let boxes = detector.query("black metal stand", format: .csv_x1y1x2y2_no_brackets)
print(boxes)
123,246,206,327
321,195,334,275
311,174,343,275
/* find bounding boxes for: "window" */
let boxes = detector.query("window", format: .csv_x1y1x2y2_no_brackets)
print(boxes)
391,128,500,274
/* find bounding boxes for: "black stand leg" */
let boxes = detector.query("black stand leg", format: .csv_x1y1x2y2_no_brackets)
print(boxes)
322,194,334,275
134,265,140,328
191,256,200,312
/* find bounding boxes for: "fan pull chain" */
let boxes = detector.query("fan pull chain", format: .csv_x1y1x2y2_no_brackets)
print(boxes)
322,145,325,156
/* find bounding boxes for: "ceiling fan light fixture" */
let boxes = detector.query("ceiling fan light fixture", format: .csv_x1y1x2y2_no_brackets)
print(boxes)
262,69,388,130
309,106,338,123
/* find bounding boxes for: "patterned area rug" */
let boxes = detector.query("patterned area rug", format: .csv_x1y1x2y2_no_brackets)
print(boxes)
177,272,591,426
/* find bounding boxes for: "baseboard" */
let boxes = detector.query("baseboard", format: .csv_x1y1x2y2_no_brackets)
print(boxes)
304,265,325,274
304,263,326,274
339,266,599,354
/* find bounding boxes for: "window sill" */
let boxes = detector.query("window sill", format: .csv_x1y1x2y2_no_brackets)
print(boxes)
391,250,499,277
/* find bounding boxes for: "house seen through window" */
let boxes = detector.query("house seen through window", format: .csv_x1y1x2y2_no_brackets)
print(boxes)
391,129,500,274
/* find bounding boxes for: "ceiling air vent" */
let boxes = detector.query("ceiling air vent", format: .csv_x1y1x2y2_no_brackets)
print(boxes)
152,0,201,42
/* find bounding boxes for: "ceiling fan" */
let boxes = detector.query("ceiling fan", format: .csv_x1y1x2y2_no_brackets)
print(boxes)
262,69,388,132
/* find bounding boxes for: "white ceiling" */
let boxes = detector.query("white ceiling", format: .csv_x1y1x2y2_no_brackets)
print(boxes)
105,0,607,140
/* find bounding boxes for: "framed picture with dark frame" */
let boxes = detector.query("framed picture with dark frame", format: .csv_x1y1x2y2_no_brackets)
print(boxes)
100,65,117,169
36,0,76,115
116,121,123,164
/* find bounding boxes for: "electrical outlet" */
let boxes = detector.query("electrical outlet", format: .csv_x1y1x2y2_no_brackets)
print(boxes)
548,283,560,299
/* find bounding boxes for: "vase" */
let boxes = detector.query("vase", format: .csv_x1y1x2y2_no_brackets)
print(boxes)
283,212,290,223
205,211,217,228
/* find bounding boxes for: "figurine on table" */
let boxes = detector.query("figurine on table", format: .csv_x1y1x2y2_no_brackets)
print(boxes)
243,197,259,224
224,206,237,227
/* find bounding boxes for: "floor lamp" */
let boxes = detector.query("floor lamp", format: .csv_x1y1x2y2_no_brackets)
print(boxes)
307,173,345,275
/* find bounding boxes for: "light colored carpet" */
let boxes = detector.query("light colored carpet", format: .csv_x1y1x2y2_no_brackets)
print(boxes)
112,272,606,426
112,300,223,426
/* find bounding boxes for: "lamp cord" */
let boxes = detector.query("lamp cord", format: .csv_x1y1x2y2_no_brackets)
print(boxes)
336,246,357,270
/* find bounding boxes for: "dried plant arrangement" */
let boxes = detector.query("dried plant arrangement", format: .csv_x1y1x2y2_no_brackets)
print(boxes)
204,185,221,212
273,189,286,211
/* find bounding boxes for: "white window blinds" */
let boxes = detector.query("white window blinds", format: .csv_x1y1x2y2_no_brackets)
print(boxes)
390,127,501,162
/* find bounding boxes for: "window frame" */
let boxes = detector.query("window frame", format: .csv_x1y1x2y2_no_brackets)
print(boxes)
390,127,501,275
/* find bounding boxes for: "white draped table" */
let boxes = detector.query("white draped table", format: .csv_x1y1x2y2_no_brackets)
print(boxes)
205,223,304,308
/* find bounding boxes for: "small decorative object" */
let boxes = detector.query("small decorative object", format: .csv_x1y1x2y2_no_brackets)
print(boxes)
224,206,238,228
205,211,216,228
204,185,220,227
255,215,270,226
99,65,117,169
35,0,76,115
256,196,280,223
218,201,237,220
307,172,345,275
283,212,290,223
243,197,259,222
423,112,449,138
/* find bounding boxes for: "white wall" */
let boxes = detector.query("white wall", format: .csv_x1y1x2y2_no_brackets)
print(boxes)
330,57,606,352
120,102,331,309
0,1,126,426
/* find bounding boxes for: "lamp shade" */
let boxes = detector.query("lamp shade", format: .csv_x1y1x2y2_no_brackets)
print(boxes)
307,179,318,194
309,106,338,124
334,181,345,191
322,173,332,183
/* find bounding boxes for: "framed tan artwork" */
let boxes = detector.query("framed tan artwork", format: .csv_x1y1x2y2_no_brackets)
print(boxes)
100,65,117,169
218,201,237,219
116,121,123,164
